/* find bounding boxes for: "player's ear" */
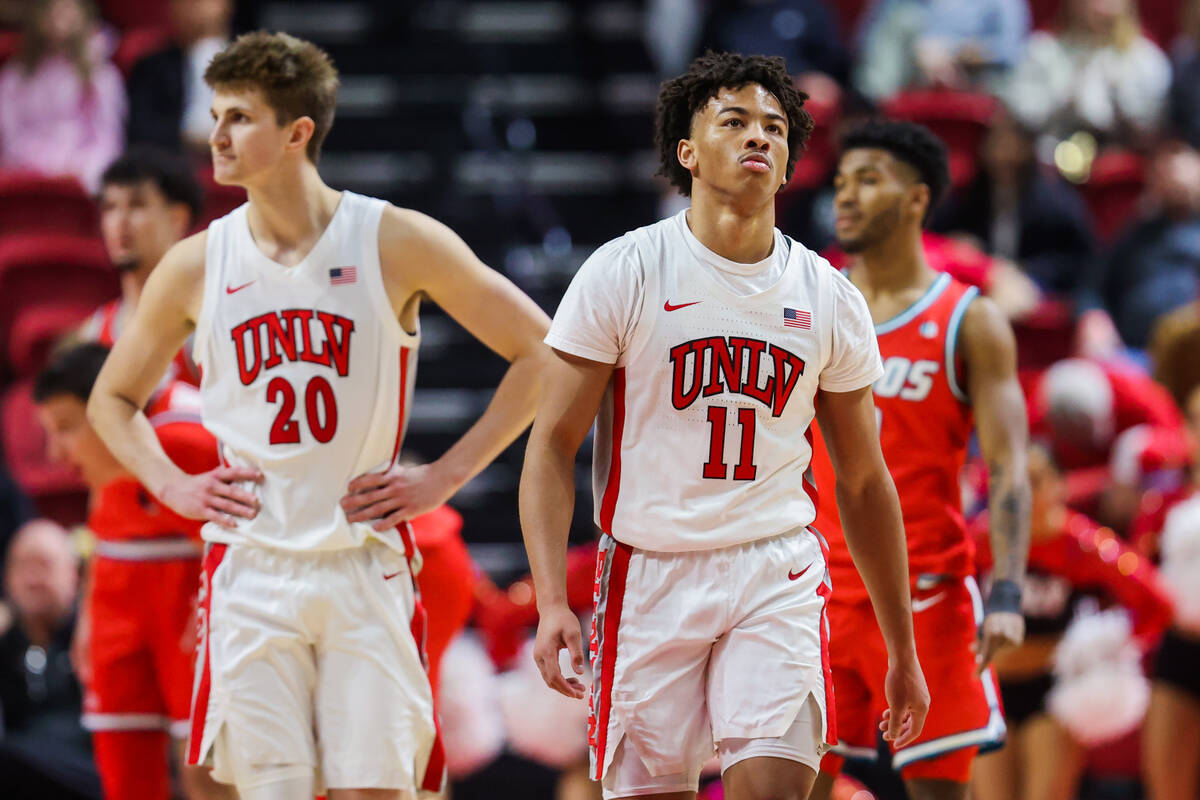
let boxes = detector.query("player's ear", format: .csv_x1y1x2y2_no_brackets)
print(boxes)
677,138,697,172
287,116,316,156
909,183,930,222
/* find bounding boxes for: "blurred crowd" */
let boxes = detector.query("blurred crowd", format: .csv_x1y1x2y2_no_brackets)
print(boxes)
0,0,1198,799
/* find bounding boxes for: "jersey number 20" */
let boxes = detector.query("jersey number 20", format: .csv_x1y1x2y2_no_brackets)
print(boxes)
703,405,757,480
267,376,338,444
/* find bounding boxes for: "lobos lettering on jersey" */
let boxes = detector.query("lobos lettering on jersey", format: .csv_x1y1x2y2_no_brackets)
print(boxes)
874,356,939,401
230,309,356,385
669,335,806,417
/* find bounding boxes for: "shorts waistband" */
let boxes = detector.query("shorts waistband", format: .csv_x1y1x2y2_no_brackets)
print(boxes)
95,537,203,561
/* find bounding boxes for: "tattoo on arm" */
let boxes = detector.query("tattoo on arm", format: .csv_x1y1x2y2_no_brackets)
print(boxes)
988,460,1031,584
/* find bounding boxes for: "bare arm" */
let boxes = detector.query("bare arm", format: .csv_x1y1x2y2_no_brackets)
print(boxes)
519,349,613,698
87,233,260,523
87,231,261,522
816,386,928,745
962,296,1031,668
343,208,551,528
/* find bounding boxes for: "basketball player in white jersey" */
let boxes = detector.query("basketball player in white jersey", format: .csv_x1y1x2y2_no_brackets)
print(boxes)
86,32,550,800
520,52,929,800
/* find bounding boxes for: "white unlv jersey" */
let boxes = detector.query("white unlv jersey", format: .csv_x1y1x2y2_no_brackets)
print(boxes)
193,192,419,552
546,210,882,552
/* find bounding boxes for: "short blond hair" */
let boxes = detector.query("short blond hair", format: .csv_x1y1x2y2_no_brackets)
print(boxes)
205,31,339,163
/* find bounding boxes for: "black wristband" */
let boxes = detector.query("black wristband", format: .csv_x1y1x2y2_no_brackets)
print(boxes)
986,579,1022,615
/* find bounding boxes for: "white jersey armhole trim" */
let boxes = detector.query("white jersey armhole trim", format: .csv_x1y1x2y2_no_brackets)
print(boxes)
945,285,979,404
192,211,235,379
362,197,418,349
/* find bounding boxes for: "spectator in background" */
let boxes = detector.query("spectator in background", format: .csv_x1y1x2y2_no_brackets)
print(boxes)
0,463,34,580
0,519,100,800
34,344,230,800
970,445,1173,800
933,105,1097,298
75,148,204,387
1031,357,1184,524
126,0,232,156
697,0,850,84
0,0,125,191
1004,0,1170,146
1076,141,1200,355
853,0,1030,100
1167,0,1200,147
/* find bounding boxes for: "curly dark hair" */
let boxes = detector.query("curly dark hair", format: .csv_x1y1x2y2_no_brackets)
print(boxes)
654,52,814,197
839,119,950,223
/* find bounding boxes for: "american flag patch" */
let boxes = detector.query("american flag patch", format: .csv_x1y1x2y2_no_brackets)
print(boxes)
783,307,812,329
329,266,357,285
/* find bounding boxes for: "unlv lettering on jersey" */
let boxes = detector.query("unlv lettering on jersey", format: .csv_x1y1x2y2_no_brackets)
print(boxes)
873,356,938,401
669,336,805,417
230,309,356,385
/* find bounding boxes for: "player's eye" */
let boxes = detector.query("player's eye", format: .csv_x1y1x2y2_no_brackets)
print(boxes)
725,118,742,127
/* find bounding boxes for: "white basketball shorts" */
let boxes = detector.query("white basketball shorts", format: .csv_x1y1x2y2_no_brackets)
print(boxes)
587,529,835,797
186,534,445,793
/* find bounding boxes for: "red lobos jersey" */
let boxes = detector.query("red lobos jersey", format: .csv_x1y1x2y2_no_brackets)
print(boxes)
81,298,201,387
812,273,979,599
88,383,218,542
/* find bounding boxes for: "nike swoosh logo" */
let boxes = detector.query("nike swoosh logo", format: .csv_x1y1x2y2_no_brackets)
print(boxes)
664,300,702,312
912,591,947,613
383,570,405,581
225,280,255,295
789,563,813,581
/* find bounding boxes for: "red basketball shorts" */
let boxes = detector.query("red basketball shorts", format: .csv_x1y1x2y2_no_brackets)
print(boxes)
821,576,1005,782
82,547,202,737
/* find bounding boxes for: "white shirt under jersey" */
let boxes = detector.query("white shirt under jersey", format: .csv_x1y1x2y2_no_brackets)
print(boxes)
193,191,419,553
546,209,882,552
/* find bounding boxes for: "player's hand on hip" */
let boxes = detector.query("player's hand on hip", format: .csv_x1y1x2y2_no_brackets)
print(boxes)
976,610,1025,673
160,466,262,525
341,462,454,530
880,649,930,748
532,603,587,699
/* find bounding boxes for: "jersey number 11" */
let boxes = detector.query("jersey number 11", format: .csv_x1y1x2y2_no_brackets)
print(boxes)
702,405,757,480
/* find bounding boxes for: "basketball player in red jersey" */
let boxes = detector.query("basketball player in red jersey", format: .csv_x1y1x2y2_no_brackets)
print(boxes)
80,148,205,387
808,120,1031,800
523,53,928,800
86,32,549,800
35,343,232,800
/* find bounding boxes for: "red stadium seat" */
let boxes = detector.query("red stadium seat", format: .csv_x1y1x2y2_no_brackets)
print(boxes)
0,31,19,67
0,235,117,378
112,26,171,77
0,170,98,237
881,89,997,189
830,0,872,42
1082,150,1146,241
784,89,839,191
7,301,98,379
1029,0,1062,32
96,0,170,32
0,379,87,503
195,168,247,230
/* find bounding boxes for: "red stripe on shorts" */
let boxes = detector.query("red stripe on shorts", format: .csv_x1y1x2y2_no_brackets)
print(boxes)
593,540,632,780
397,523,445,792
816,578,838,746
598,368,626,533
187,543,227,765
